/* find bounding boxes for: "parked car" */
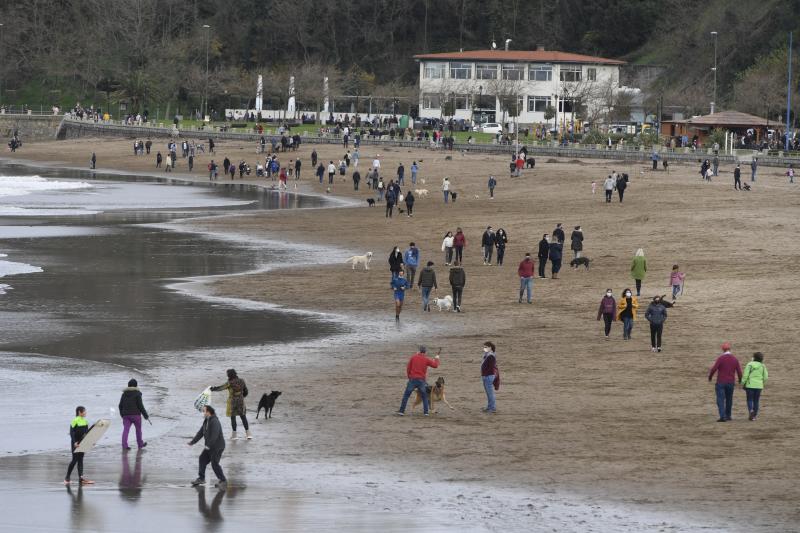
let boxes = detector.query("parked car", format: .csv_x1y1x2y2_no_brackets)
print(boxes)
480,122,503,134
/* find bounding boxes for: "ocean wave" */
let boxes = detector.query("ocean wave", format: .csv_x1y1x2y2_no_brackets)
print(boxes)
0,175,93,198
0,254,44,277
0,206,102,216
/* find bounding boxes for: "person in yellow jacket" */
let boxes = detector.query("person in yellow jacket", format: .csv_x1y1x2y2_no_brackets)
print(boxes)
742,352,768,421
616,287,638,340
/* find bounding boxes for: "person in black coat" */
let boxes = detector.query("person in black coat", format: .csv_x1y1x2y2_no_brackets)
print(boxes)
616,175,627,202
481,226,495,265
549,238,563,279
552,223,565,244
570,226,584,260
389,246,404,278
188,405,227,488
404,190,415,217
494,228,508,266
537,234,550,279
119,379,149,450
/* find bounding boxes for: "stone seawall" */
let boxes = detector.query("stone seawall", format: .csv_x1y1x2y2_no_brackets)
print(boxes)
0,114,63,142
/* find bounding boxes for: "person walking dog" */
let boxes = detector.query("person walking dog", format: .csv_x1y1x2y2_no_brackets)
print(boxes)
396,346,440,416
210,369,251,440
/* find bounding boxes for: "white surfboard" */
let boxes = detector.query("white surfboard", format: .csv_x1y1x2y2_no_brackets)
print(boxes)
74,419,111,453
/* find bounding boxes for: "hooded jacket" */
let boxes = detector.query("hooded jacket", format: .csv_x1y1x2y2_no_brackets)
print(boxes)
742,361,768,389
570,230,584,251
190,414,225,451
597,295,616,318
403,247,420,268
453,231,466,248
449,266,466,288
644,302,668,325
119,387,149,419
417,266,437,288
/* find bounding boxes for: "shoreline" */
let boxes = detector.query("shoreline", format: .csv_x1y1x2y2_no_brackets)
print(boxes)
2,138,798,530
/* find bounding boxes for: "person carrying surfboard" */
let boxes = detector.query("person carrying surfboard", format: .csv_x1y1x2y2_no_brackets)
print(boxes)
188,404,227,489
65,406,94,485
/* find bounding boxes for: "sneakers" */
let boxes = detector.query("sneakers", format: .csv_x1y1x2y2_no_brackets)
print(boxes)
245,430,253,440
215,480,227,490
651,347,657,352
657,347,662,353
79,478,94,485
394,411,405,416
230,431,239,441
748,410,756,421
191,478,206,486
140,442,147,449
716,418,726,422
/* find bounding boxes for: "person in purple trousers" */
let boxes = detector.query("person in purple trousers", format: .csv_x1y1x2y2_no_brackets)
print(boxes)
119,379,149,449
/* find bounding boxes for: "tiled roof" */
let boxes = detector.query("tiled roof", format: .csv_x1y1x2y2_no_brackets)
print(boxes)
686,111,770,127
413,49,625,65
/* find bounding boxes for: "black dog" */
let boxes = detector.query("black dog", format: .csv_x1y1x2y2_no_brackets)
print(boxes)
366,198,375,207
256,391,282,419
525,157,536,169
742,183,751,191
450,192,458,202
570,257,591,270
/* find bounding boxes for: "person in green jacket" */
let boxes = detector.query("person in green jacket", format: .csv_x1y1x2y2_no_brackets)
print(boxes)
742,352,768,421
630,248,647,296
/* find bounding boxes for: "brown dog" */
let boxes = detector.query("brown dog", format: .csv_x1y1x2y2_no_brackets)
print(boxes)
411,377,454,414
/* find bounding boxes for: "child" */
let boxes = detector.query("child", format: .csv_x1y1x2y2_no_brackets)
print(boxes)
65,406,94,485
670,265,685,301
591,180,597,194
742,352,768,420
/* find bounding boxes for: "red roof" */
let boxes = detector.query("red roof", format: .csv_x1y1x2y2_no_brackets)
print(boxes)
413,50,625,65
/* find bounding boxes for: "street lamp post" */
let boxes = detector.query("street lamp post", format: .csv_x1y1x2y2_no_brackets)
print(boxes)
203,24,211,121
711,31,718,114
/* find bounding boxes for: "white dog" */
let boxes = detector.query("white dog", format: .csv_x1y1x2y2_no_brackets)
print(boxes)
414,189,429,198
345,252,373,270
433,295,453,312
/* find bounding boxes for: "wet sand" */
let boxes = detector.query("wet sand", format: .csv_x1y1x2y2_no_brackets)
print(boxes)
3,139,800,530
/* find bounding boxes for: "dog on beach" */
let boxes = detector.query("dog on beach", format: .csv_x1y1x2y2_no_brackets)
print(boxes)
256,391,282,419
411,377,454,413
366,198,376,207
433,295,453,311
742,183,751,191
414,189,429,198
450,192,458,202
570,257,591,270
525,157,536,169
656,295,676,308
345,252,373,270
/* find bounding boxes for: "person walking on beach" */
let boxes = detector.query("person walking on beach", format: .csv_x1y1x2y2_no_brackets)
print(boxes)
377,178,385,201
165,153,172,172
787,164,795,184
442,177,451,203
631,249,647,296
327,161,336,185
316,163,325,184
517,253,534,304
156,152,163,168
488,175,497,199
552,223,565,245
481,342,499,413
453,228,466,264
418,261,437,312
404,189,415,217
449,260,465,312
65,406,93,485
188,405,227,489
644,295,667,352
670,265,686,301
119,379,149,450
548,237,563,279
742,352,768,421
616,288,638,340
708,343,743,422
616,174,627,202
311,149,318,167
385,186,396,218
734,164,742,190
391,269,409,321
210,369,250,440
403,243,420,287
604,175,615,203
90,153,96,170
750,158,758,182
442,231,454,266
712,154,719,177
537,234,549,278
495,228,508,266
411,161,418,184
482,226,495,265
570,225,584,260
397,163,405,185
352,169,360,191
396,346,440,416
597,289,616,339
389,246,404,279
294,158,301,180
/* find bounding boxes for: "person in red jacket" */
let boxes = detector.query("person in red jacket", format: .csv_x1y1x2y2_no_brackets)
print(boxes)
396,346,440,416
517,253,535,304
708,342,743,422
453,228,466,264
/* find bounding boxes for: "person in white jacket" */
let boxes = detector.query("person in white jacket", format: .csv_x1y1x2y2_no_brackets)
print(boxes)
441,231,455,266
603,175,615,203
442,177,451,203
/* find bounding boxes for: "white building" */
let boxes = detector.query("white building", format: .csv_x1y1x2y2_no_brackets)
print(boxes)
414,48,625,129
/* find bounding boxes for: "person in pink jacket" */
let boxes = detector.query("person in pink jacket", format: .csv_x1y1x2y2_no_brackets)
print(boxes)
669,265,686,301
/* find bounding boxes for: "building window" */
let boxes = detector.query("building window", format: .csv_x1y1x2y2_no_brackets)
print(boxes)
422,93,441,109
527,96,549,113
559,66,582,82
454,94,469,110
529,65,553,82
424,63,445,79
502,64,524,81
450,62,472,79
476,64,498,80
587,68,597,81
558,98,575,113
500,96,523,116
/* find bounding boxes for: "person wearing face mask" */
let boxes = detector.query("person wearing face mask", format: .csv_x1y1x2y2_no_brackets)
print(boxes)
616,288,638,340
644,295,668,352
537,234,550,279
388,246,404,279
480,342,499,413
596,289,617,338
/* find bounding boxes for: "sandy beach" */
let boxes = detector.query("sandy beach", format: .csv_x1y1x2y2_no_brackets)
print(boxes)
3,137,800,531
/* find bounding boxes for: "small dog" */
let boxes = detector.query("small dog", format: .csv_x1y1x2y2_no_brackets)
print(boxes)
474,194,480,199
526,157,536,169
450,192,458,202
742,183,751,191
414,188,429,198
411,377,454,414
591,181,597,194
433,295,453,311
256,391,282,419
570,257,591,270
345,252,373,270
366,198,375,207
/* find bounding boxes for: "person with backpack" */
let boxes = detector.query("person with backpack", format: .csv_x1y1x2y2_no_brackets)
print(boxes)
188,404,227,489
742,352,768,421
596,289,616,338
644,295,668,352
119,379,149,450
64,406,93,485
210,369,250,440
352,170,361,191
480,341,499,413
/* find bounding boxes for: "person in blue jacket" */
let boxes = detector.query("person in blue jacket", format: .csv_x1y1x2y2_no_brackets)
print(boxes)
403,242,420,287
391,269,409,321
